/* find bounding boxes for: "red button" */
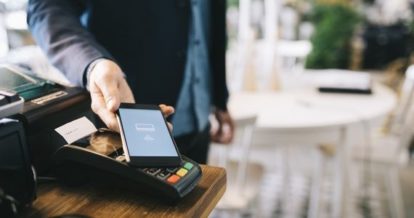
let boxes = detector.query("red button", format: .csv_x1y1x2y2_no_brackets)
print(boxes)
167,175,180,184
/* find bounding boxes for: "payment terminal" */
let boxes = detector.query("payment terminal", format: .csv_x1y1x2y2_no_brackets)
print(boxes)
53,129,202,201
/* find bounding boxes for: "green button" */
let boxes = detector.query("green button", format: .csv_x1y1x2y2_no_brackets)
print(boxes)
183,162,193,170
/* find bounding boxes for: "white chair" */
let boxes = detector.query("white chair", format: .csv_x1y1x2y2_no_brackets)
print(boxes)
208,115,263,213
353,65,414,164
352,65,414,218
390,65,414,135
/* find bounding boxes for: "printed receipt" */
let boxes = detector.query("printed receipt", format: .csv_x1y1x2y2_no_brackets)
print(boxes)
55,117,97,144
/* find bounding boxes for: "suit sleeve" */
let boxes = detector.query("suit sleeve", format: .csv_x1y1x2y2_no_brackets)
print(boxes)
27,0,113,87
210,0,229,111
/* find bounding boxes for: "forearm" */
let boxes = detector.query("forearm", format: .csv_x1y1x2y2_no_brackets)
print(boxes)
27,0,113,87
210,0,229,111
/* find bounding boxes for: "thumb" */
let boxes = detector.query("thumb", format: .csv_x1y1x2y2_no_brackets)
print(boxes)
99,79,120,112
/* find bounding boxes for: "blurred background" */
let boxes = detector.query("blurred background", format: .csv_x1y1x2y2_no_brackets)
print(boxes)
1,0,414,217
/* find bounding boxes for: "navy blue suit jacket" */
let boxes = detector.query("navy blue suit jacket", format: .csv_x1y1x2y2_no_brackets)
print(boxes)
27,0,228,110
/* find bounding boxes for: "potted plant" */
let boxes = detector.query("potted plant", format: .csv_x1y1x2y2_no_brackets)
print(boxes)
305,1,360,69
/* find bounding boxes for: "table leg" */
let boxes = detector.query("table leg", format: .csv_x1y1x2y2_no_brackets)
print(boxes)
235,126,254,192
388,164,405,218
307,148,324,218
332,126,349,218
280,144,291,215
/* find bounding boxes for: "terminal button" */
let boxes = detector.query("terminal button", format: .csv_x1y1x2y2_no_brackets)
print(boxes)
167,175,180,184
166,167,178,173
183,162,193,170
157,170,171,180
176,168,188,177
145,168,161,176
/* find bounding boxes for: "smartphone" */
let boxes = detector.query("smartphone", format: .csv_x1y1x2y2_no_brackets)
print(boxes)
116,103,181,167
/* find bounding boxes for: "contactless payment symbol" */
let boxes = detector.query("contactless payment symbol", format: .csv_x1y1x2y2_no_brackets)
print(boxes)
135,123,155,141
135,123,155,132
144,134,155,141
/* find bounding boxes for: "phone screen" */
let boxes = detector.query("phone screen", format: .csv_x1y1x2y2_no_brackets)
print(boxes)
118,107,179,157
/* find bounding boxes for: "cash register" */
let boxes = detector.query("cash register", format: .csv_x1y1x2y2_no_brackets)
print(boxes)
0,65,95,174
0,64,94,215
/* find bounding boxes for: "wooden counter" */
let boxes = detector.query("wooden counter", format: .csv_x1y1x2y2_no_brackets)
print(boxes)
24,165,226,218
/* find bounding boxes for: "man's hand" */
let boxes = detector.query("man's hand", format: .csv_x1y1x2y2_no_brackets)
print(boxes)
211,109,235,144
89,59,134,132
88,59,175,132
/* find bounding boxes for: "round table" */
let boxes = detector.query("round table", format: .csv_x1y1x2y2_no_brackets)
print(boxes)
228,83,397,218
229,83,396,131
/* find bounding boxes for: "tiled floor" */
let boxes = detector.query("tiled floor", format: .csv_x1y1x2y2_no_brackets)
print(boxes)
398,164,414,218
209,146,397,218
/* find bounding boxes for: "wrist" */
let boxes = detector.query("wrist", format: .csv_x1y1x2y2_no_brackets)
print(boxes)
214,106,228,113
87,59,126,89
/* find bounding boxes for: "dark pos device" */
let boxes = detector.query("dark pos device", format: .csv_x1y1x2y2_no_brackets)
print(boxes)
116,103,181,167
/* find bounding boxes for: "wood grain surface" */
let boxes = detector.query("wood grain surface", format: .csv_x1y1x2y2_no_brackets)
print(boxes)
23,165,226,218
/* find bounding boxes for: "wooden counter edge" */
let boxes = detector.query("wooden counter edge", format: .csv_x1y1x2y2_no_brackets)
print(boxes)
197,166,227,218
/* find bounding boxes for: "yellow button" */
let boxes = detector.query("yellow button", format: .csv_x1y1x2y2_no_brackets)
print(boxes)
176,168,188,177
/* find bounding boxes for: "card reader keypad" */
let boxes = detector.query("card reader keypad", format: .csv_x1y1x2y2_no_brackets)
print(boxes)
142,161,196,185
145,168,161,176
111,151,198,186
166,167,178,173
156,171,171,180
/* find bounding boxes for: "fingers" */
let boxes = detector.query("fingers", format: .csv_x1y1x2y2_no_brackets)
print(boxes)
89,59,125,112
159,104,175,118
90,91,120,132
167,122,173,132
159,104,174,132
211,128,232,144
211,116,224,142
98,76,121,112
211,110,235,144
88,60,126,132
120,79,135,103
